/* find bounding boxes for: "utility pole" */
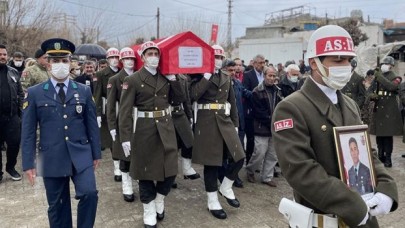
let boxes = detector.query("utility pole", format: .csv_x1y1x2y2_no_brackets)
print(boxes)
97,26,100,43
227,0,232,55
157,7,160,39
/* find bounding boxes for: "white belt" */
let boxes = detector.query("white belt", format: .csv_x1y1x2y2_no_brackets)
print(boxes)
137,108,171,118
312,213,339,228
197,103,226,110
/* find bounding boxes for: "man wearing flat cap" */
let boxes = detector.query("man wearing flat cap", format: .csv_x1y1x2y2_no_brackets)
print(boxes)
21,38,101,228
21,49,49,94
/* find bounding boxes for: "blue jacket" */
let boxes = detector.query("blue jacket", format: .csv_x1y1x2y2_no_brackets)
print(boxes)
242,69,260,119
232,78,252,131
21,79,101,177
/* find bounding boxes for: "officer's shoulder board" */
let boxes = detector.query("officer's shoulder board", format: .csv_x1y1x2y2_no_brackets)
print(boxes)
23,101,29,109
23,92,29,109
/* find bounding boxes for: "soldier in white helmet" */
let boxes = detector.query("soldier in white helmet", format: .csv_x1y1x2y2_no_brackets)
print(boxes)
107,47,136,202
272,25,398,227
119,41,184,228
189,44,245,220
94,47,122,182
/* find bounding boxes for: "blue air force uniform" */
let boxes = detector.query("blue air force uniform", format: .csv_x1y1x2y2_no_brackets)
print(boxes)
21,38,101,228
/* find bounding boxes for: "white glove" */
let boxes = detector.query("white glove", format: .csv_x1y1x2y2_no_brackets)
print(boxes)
110,129,116,141
166,74,176,81
190,118,193,129
366,192,393,216
97,116,102,128
235,127,238,134
122,141,131,157
203,73,212,80
358,209,369,226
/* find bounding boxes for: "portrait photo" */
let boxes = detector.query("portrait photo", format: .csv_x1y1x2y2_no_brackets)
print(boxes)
333,125,376,198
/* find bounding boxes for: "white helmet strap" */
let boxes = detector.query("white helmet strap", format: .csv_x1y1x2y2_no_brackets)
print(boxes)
314,57,328,78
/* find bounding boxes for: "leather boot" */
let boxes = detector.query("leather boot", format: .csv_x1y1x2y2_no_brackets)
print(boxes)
182,158,200,180
113,160,122,182
143,200,157,227
219,177,240,208
155,193,165,221
121,172,135,202
207,191,227,219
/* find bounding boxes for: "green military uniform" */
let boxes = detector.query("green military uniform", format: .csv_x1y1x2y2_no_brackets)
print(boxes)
272,77,398,227
94,66,119,150
399,82,405,142
370,70,402,166
106,69,130,161
171,74,194,149
21,63,49,93
190,72,245,166
118,67,184,181
369,70,402,136
341,71,365,108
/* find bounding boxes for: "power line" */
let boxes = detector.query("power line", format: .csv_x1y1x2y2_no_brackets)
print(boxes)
101,17,156,41
160,14,253,26
59,0,155,17
171,0,227,14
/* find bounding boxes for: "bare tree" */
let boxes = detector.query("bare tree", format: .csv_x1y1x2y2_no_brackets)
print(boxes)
0,0,57,56
339,18,369,46
51,5,118,46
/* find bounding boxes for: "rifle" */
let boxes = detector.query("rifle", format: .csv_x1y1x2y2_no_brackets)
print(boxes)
373,47,380,112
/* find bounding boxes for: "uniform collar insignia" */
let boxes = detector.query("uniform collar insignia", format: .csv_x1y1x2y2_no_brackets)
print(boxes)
72,81,78,89
43,83,49,90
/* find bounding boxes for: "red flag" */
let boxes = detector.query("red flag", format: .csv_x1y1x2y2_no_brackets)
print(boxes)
210,24,219,45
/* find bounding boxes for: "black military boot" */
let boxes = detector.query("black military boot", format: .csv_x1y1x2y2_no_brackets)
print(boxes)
384,153,392,168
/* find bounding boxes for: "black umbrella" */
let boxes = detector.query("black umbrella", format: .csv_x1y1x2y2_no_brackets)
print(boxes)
74,43,107,59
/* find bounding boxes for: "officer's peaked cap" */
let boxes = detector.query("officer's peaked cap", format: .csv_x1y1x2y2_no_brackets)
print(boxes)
41,38,75,58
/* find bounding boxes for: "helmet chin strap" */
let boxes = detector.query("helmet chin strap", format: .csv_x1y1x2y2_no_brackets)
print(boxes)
314,57,328,78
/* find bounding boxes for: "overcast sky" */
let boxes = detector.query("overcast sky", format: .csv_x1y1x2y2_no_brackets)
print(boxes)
52,0,405,47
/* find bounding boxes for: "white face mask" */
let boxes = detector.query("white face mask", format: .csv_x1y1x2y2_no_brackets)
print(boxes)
51,63,70,80
381,64,390,73
144,56,159,69
215,59,223,70
315,58,352,90
75,69,81,76
289,75,298,83
14,60,23,67
123,59,134,69
108,58,119,68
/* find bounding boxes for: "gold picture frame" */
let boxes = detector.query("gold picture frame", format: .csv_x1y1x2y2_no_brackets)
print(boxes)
333,125,376,198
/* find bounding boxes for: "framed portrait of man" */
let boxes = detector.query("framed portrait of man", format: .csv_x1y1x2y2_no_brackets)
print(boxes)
333,125,376,199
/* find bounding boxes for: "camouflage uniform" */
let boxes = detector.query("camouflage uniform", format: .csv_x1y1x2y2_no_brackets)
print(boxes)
21,63,49,93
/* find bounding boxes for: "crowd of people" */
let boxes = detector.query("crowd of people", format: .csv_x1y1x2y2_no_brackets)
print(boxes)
0,24,401,228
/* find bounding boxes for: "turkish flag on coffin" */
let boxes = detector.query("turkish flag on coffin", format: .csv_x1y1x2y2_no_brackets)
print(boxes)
131,31,215,75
